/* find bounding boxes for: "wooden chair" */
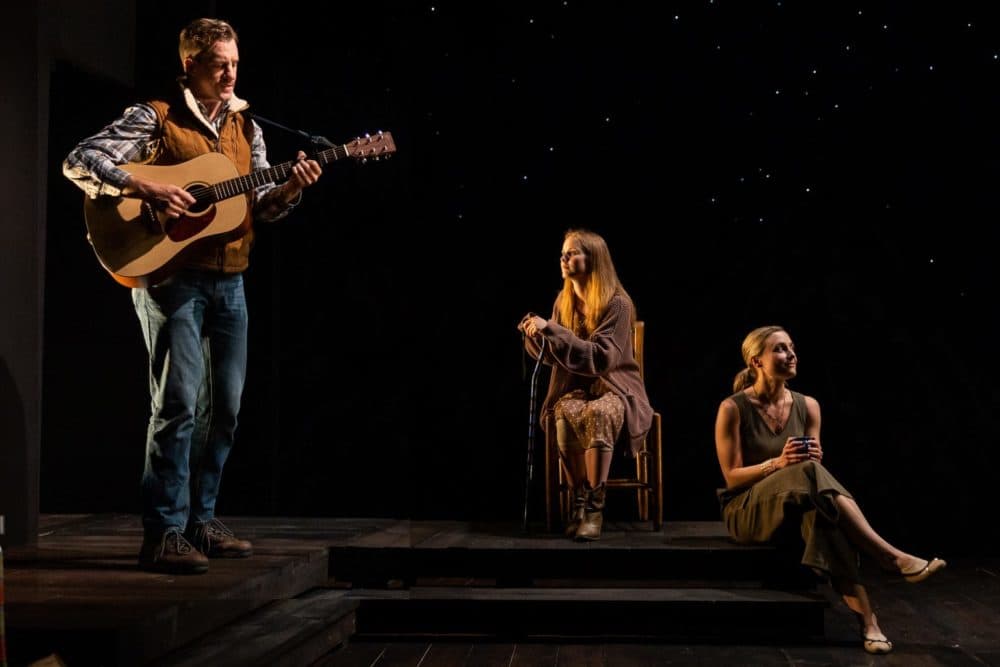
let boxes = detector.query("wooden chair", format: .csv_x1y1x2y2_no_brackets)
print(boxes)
543,321,663,531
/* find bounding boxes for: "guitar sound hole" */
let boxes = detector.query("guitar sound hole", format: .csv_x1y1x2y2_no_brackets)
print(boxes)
164,185,218,242
188,199,211,215
187,184,212,215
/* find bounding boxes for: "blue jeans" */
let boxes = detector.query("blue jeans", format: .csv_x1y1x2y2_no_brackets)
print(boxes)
132,270,248,538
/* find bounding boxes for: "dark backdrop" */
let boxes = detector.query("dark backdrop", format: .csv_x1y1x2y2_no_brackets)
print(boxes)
43,2,1000,557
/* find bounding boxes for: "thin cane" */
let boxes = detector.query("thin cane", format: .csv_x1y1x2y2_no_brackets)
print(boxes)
524,336,546,531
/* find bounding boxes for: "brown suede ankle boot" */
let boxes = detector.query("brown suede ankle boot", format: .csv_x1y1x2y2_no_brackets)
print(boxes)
564,485,588,538
574,482,606,541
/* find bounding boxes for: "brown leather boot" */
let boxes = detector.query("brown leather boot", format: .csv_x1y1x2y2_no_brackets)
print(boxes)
187,518,253,558
564,485,588,538
138,528,209,574
574,482,606,542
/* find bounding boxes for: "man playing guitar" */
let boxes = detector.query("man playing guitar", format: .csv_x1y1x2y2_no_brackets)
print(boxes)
63,17,323,574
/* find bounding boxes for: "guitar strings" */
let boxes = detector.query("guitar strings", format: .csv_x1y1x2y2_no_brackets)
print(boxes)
182,143,355,203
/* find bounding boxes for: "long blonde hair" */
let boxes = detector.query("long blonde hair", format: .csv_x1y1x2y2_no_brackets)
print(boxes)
732,325,786,392
555,229,634,334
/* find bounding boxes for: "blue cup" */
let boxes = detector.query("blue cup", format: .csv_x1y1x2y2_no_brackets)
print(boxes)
792,435,811,452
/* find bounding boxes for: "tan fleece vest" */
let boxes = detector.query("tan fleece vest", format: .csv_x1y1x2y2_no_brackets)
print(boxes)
148,99,255,273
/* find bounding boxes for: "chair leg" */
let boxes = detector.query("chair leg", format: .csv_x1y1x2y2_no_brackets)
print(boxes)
545,429,560,533
558,467,569,525
653,413,663,530
636,452,649,522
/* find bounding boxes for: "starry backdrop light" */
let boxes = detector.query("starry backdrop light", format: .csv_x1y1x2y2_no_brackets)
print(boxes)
42,1,1000,555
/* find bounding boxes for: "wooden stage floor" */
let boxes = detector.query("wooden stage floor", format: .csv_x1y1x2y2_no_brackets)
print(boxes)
2,514,997,666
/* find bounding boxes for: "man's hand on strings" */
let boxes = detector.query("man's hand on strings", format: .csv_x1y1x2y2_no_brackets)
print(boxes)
280,150,323,204
125,175,197,219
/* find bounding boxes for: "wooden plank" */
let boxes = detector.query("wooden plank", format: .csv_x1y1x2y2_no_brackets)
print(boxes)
151,593,357,667
344,521,413,548
602,643,685,664
348,587,824,641
415,642,474,666
266,611,355,667
554,644,605,667
311,640,388,667
28,516,749,547
362,642,431,666
372,586,821,603
313,641,431,667
465,643,516,666
509,642,560,667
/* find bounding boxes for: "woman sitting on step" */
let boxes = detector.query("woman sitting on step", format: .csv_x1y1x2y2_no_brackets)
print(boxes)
519,228,652,541
714,325,946,655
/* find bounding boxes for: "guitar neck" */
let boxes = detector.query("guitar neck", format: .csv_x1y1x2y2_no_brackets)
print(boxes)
209,144,349,201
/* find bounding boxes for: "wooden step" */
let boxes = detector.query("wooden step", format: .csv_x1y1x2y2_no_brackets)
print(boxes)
5,516,829,663
329,521,816,589
151,590,357,667
344,586,827,641
4,530,330,666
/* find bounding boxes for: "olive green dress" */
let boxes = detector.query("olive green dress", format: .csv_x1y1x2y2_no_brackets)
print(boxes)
719,390,860,582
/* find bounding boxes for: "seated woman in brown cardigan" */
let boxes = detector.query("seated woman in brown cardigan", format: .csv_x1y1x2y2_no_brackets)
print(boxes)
519,228,652,541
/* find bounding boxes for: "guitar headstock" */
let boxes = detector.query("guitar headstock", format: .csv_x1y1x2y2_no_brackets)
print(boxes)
346,131,396,162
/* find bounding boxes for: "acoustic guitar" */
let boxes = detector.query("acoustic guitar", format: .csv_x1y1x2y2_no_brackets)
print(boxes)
83,131,396,287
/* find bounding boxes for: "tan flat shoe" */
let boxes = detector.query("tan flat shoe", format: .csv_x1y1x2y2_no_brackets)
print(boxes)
852,609,893,655
863,636,893,654
902,557,946,583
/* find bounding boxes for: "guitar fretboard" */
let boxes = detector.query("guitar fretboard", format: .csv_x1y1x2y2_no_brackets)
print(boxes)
206,144,350,202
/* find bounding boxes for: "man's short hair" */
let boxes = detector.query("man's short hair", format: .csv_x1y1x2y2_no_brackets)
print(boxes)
179,18,238,68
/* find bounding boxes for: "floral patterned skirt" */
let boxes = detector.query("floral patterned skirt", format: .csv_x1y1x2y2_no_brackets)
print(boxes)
554,385,624,452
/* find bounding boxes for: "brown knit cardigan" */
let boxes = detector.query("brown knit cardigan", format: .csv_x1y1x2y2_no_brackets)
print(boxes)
525,293,653,456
